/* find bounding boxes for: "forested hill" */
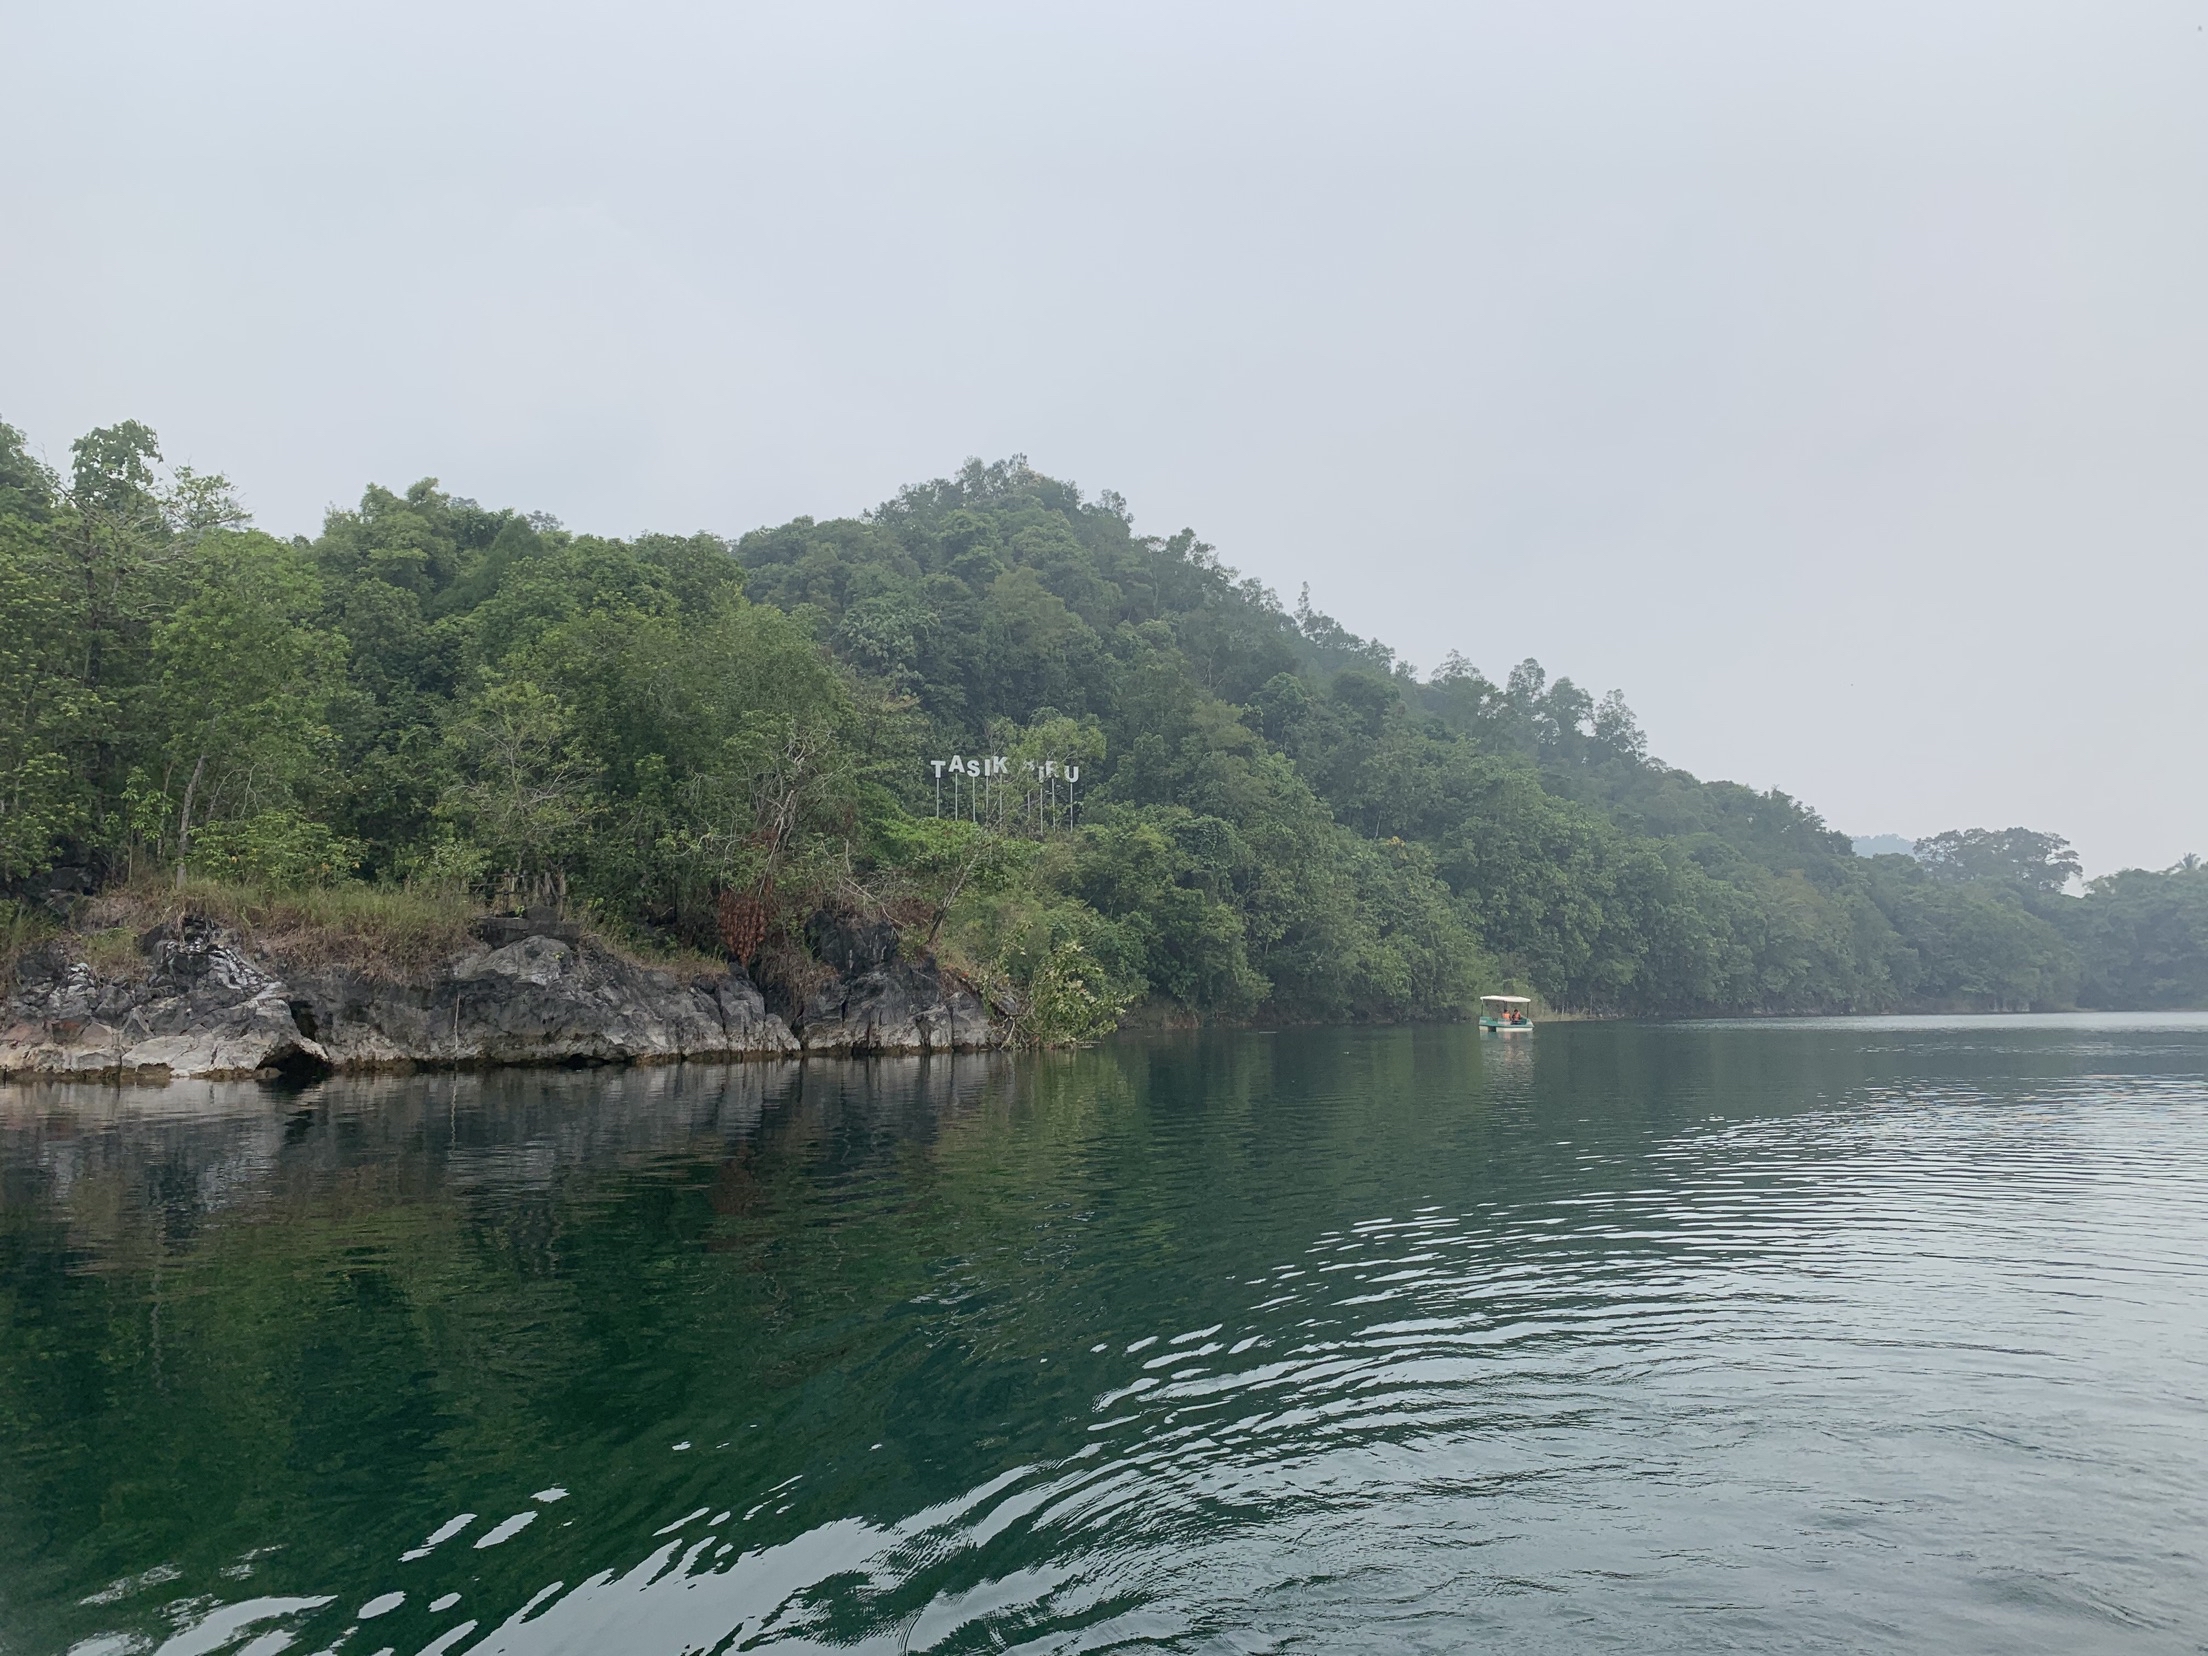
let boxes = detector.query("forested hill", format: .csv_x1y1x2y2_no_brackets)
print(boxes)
4,423,2204,1031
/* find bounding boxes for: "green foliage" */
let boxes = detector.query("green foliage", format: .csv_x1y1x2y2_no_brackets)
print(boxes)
1860,857,2076,1010
3,418,2199,1026
2067,862,2208,1009
1006,938,1131,1046
1066,807,1271,1014
145,531,346,883
0,515,85,879
435,677,602,889
185,810,362,888
1916,827,2083,894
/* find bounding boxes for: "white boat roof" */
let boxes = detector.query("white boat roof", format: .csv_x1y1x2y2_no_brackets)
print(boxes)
1480,995,1532,1005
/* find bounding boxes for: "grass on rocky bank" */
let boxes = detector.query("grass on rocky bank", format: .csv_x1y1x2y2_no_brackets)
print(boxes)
0,902,56,996
85,878,483,980
0,877,727,988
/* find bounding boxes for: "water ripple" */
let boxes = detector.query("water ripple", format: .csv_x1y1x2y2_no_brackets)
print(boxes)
16,1024,2208,1654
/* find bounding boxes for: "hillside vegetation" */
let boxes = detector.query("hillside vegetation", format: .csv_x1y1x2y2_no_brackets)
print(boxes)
4,420,2203,1032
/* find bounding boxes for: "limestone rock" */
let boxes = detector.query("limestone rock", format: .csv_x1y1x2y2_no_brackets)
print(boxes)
794,958,996,1055
285,935,797,1069
0,913,1001,1083
0,920,330,1081
804,908,900,975
1,919,798,1081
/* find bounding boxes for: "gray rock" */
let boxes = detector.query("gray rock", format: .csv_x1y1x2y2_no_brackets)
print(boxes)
285,935,798,1069
1,914,1005,1083
804,908,900,975
468,906,583,950
1,919,800,1082
794,958,997,1055
0,920,330,1081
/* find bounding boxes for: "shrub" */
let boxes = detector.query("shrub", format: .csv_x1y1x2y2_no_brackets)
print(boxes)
186,810,361,887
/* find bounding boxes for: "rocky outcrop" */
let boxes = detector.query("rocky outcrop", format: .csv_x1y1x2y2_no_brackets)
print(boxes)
0,914,1005,1083
285,930,798,1070
792,959,996,1055
783,907,996,1054
1,922,331,1081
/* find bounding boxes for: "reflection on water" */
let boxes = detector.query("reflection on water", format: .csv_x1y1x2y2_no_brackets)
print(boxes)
4,1018,2207,1654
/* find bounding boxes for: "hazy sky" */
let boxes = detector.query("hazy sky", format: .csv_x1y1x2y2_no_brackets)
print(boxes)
5,1,2203,873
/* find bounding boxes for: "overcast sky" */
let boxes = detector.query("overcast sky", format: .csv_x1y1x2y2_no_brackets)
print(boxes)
4,1,2203,873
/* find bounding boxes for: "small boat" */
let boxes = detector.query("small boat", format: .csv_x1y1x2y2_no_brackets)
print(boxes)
1479,994,1533,1033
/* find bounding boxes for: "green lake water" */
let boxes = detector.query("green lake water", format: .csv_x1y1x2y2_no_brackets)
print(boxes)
4,1016,2206,1653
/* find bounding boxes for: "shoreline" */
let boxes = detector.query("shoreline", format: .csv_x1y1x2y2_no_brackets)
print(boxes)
8,912,2193,1090
1,914,1006,1085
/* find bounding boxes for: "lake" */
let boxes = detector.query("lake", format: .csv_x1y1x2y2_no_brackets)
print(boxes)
4,1016,2206,1654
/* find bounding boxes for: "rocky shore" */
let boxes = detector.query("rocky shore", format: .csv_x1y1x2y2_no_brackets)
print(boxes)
0,913,1001,1083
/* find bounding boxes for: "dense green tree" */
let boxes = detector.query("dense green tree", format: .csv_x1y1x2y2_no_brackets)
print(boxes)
1863,857,2078,1010
139,531,346,885
3,421,2200,1021
0,429,80,878
2066,861,2208,1009
1916,827,2083,896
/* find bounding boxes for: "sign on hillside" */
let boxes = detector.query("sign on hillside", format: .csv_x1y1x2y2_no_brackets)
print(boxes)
930,754,1082,830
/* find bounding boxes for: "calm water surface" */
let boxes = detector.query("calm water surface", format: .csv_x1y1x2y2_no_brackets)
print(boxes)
4,1017,2206,1654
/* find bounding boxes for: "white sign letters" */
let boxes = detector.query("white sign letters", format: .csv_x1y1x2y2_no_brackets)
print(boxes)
929,754,1082,828
929,755,1079,783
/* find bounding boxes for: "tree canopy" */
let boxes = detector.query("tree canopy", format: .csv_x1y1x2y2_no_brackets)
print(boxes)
4,426,2202,1024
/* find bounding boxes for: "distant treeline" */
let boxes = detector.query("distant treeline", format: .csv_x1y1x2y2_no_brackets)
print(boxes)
2,420,2202,1029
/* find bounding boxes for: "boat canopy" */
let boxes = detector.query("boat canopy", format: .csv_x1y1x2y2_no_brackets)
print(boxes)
1480,995,1532,1006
